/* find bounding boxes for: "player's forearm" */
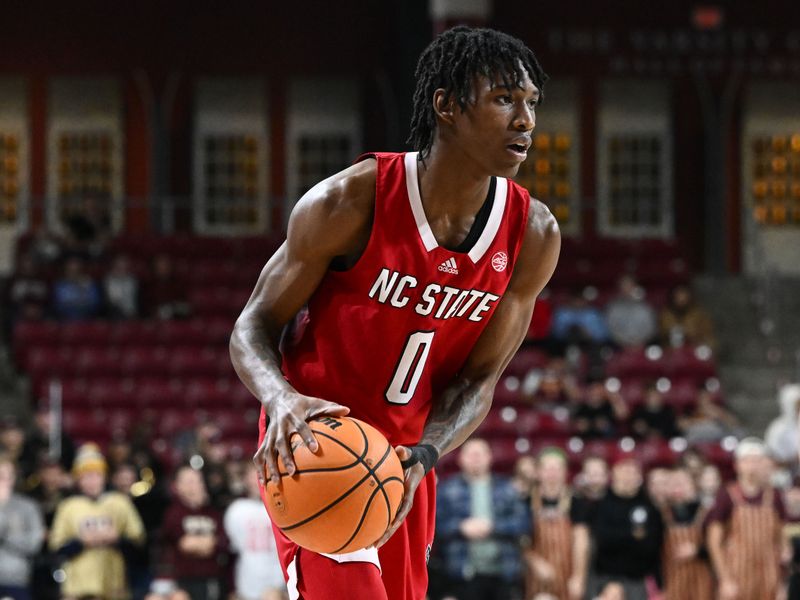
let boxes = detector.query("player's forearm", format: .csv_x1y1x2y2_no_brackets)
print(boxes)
230,313,294,405
419,376,495,456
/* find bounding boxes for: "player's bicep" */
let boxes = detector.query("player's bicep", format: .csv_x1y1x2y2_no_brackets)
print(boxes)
237,161,375,331
460,287,537,383
460,199,560,382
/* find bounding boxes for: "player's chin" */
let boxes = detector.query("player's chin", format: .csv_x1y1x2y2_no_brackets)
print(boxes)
493,161,522,179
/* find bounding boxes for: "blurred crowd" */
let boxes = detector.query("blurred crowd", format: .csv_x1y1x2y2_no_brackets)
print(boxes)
3,226,191,344
429,436,800,600
3,228,800,600
0,417,287,600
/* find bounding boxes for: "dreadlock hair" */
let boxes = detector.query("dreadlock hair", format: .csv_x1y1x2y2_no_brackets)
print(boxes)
407,26,548,159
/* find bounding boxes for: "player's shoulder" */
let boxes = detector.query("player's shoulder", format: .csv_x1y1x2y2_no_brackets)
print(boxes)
524,194,560,244
294,157,377,224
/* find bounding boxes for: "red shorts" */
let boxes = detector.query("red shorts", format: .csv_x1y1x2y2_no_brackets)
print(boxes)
259,469,436,600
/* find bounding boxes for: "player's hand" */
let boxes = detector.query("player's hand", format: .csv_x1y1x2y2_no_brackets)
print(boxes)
375,445,425,548
256,393,350,485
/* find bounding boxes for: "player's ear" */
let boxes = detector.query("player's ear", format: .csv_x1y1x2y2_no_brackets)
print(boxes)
433,89,456,125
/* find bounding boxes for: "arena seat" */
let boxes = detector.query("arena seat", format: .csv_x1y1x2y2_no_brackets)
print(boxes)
12,321,59,357
60,321,112,345
119,346,171,377
605,347,667,380
74,347,122,377
109,321,161,346
664,347,717,379
504,348,549,378
475,410,518,439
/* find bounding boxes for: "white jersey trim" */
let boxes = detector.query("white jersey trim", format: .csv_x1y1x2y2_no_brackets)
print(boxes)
404,151,508,263
321,546,382,572
286,554,299,600
468,176,507,263
404,151,438,252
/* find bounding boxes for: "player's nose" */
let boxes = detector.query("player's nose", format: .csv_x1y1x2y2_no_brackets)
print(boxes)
512,103,534,132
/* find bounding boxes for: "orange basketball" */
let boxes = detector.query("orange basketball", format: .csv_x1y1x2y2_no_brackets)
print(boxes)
263,416,405,554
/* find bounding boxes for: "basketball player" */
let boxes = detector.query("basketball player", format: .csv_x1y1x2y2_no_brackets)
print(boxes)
230,26,559,600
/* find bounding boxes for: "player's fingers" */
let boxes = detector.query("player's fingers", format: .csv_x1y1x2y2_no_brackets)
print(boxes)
253,440,269,485
377,495,414,547
261,432,281,484
293,418,319,453
308,399,350,419
394,445,412,463
275,430,296,477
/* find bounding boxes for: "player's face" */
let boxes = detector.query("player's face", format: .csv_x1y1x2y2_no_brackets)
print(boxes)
452,68,539,178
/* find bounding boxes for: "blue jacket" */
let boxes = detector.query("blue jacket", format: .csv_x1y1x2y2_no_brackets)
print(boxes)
435,474,531,583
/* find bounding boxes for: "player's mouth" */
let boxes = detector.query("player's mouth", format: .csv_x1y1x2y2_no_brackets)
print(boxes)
506,137,531,160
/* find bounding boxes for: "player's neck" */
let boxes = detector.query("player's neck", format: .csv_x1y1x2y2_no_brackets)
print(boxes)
417,144,492,219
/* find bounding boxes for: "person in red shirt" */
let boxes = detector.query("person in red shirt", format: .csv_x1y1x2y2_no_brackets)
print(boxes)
229,26,560,600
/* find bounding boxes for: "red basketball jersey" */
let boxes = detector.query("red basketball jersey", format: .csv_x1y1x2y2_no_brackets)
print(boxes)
276,151,530,446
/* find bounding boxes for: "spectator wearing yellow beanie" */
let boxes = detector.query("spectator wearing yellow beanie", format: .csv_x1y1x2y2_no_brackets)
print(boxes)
49,443,145,600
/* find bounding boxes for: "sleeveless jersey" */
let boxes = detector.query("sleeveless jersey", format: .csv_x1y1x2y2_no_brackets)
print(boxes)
276,151,531,445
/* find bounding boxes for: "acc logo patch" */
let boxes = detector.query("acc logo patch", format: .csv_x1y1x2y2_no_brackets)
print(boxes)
491,251,508,272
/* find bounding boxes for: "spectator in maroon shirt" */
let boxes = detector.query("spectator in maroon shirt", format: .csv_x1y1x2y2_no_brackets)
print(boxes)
150,465,229,600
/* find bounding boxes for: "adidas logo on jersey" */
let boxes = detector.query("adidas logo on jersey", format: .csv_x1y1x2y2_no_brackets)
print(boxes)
437,257,459,274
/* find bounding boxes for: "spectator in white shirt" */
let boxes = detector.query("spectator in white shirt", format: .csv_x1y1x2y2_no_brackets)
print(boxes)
223,464,287,600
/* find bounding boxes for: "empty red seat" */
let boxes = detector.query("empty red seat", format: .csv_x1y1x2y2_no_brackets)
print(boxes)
120,346,171,377
664,347,717,380
605,348,666,380
134,377,183,407
504,348,549,378
60,321,112,345
109,321,160,346
168,346,220,376
73,347,122,377
493,377,524,406
475,411,518,439
13,321,59,356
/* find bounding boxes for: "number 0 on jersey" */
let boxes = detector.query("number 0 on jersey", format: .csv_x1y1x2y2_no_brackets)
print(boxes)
386,331,435,404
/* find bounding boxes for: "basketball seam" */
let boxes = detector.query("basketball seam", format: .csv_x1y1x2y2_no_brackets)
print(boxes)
275,419,368,476
280,442,393,532
348,420,396,535
330,481,385,553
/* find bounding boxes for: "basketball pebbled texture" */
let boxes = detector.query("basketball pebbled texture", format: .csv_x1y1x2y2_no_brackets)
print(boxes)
264,416,405,554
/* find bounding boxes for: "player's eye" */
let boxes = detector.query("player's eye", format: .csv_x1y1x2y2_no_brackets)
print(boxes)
497,94,513,105
527,99,538,109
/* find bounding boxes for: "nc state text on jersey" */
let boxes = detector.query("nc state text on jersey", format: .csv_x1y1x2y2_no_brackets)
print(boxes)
367,268,500,322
